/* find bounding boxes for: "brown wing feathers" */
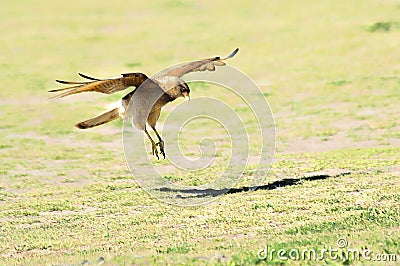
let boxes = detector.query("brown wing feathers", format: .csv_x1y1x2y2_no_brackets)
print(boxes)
164,48,239,77
49,73,148,99
49,49,237,100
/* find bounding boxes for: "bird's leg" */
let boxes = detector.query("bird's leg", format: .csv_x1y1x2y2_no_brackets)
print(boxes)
144,127,159,160
151,125,165,159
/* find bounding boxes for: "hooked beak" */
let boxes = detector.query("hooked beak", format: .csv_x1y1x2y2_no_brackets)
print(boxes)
182,91,190,101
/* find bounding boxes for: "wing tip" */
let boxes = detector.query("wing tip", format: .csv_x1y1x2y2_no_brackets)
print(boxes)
227,48,239,59
78,72,102,81
75,122,87,129
55,79,69,84
48,94,61,100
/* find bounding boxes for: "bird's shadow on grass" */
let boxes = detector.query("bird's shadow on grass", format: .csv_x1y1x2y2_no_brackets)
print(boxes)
157,171,351,198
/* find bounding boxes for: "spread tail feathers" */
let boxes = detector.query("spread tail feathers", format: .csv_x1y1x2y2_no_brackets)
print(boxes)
75,108,120,129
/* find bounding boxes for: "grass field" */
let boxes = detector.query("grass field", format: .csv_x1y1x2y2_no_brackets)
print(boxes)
1,0,399,265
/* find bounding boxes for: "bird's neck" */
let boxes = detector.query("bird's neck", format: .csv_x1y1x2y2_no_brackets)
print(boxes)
153,76,183,100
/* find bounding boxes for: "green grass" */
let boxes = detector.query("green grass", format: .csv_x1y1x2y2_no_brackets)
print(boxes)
1,0,400,265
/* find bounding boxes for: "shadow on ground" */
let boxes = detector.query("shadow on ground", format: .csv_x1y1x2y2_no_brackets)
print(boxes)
157,170,351,198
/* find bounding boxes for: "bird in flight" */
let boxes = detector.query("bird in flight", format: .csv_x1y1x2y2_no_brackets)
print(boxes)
49,48,239,159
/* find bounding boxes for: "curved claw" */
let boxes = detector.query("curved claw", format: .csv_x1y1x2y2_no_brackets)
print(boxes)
151,142,159,160
156,140,165,159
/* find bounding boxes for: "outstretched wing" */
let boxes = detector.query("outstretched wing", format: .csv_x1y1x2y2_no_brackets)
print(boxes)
164,48,239,78
49,72,148,99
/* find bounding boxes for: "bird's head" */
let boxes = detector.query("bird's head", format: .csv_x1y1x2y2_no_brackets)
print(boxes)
157,76,190,101
178,82,190,101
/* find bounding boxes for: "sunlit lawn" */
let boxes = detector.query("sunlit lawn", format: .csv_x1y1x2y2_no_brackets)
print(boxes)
0,0,399,264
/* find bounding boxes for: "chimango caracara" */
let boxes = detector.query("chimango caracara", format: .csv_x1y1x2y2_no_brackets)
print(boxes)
49,48,239,159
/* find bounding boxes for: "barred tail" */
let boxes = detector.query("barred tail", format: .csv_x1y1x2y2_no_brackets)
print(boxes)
75,108,119,129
